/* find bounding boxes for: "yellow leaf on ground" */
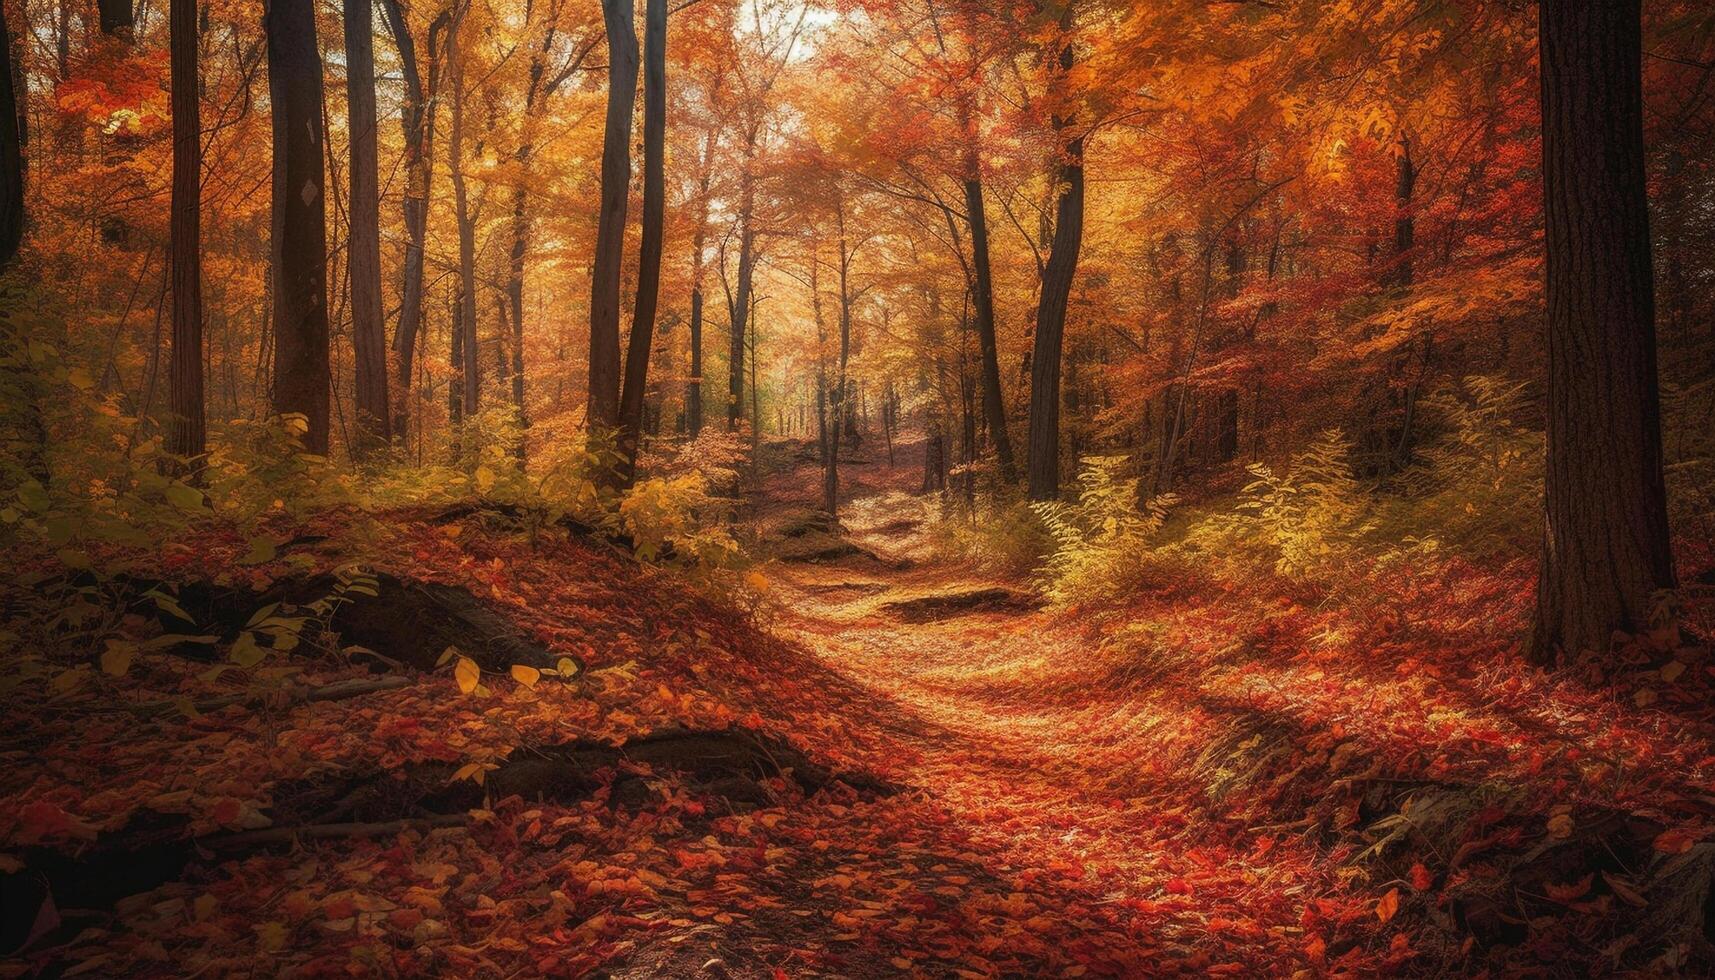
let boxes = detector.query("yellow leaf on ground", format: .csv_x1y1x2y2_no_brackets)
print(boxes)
1376,887,1400,923
455,656,480,695
510,665,540,689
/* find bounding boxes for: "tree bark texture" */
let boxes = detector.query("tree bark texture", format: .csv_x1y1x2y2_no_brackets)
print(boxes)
166,0,204,464
266,0,331,454
618,0,666,485
587,0,637,433
344,0,390,456
1530,0,1676,665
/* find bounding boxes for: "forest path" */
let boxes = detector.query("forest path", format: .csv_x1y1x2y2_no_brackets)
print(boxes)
737,437,1341,974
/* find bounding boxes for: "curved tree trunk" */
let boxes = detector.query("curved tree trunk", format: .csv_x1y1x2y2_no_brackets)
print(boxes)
587,0,637,434
963,173,1016,484
266,0,330,455
617,0,666,486
1530,0,1675,665
1025,132,1084,500
166,0,203,466
380,0,442,444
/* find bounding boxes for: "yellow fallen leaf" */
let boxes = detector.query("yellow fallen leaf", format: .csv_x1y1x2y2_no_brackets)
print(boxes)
254,921,288,951
1376,887,1400,923
455,656,480,696
100,641,134,677
510,665,540,689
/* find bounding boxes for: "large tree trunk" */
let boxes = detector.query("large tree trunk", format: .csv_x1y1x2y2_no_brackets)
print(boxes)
617,0,665,486
587,0,637,433
165,0,203,466
446,3,478,422
344,0,389,457
380,0,442,444
1530,0,1676,666
266,0,331,455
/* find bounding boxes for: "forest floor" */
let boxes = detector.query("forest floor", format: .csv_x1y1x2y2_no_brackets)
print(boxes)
5,437,1715,977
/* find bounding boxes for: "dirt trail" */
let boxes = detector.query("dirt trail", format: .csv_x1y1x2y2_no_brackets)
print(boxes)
742,440,1354,974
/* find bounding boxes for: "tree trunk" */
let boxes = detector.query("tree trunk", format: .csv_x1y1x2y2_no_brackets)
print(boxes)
1530,0,1675,666
1383,135,1415,289
587,0,637,433
166,0,203,465
963,173,1017,484
98,0,132,37
617,0,665,485
380,0,442,443
344,0,389,457
686,124,717,438
266,0,330,454
448,284,464,428
0,0,17,266
445,3,478,422
1025,131,1084,495
727,126,759,433
810,256,836,516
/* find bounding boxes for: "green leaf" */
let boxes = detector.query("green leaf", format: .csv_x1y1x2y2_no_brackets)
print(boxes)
164,483,206,514
237,536,278,566
244,602,281,629
230,633,267,668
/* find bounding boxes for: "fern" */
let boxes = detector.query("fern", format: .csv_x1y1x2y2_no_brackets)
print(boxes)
1188,430,1375,581
1034,455,1176,604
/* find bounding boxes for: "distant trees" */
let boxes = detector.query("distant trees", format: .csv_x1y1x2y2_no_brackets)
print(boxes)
265,0,330,454
1530,0,1676,665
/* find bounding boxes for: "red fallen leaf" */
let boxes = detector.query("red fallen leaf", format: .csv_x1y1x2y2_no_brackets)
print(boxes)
210,797,243,828
1305,934,1326,964
1163,877,1192,895
1543,873,1593,903
15,801,96,845
389,907,425,931
1408,863,1433,891
1654,827,1701,855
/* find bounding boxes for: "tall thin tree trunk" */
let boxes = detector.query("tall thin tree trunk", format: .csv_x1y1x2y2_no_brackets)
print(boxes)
1530,0,1675,665
166,0,203,465
0,0,19,266
446,3,478,421
727,127,759,432
266,0,330,454
344,0,389,456
686,124,716,437
587,0,637,433
380,0,441,443
960,107,1016,482
618,0,665,485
